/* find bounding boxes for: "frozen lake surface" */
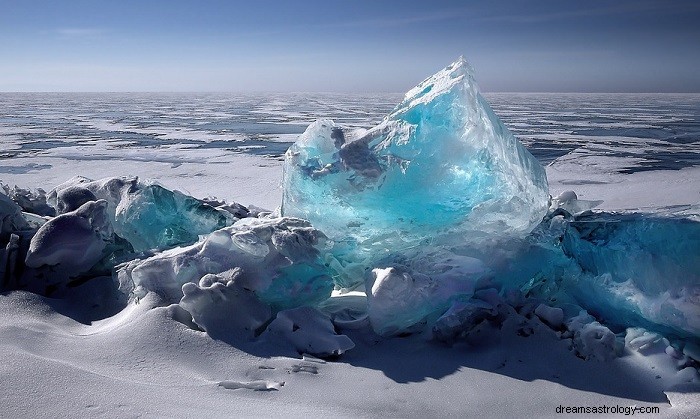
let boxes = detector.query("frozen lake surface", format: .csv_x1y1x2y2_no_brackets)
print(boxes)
1,92,699,210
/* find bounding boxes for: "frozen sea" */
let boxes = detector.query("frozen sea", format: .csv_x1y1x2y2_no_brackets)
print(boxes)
1,92,699,211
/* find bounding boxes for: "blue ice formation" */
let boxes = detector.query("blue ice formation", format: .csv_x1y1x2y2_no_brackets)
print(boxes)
561,212,700,338
0,176,240,295
282,57,549,277
358,204,700,340
49,176,236,252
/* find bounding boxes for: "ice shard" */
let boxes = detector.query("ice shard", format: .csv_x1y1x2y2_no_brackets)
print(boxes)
282,57,549,263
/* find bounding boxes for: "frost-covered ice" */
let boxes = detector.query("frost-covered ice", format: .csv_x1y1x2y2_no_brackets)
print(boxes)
26,200,111,271
366,250,487,336
118,216,332,307
261,307,355,357
49,176,235,252
179,271,272,340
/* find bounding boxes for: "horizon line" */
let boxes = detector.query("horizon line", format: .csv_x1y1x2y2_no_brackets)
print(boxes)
1,90,700,95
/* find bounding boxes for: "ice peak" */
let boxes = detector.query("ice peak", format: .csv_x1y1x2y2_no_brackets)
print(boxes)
399,57,477,111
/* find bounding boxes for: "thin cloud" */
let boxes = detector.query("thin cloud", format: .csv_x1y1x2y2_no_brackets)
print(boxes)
55,28,106,38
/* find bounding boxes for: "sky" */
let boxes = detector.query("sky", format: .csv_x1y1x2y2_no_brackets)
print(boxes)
1,0,699,93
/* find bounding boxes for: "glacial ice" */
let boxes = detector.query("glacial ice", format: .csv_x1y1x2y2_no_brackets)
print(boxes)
49,176,236,252
282,57,549,279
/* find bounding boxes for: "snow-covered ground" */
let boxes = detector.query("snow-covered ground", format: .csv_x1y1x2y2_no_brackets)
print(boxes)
2,290,697,418
1,91,699,418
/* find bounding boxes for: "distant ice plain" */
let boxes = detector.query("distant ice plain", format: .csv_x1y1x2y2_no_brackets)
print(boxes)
1,92,698,213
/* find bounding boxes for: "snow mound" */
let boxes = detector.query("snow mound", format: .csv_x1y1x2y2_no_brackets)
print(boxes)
118,216,333,307
179,271,272,340
261,306,355,357
26,200,111,271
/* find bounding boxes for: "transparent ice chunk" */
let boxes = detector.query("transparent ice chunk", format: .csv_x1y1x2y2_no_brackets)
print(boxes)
282,57,549,275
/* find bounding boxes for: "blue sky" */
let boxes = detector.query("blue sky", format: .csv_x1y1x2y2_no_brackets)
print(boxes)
1,0,699,92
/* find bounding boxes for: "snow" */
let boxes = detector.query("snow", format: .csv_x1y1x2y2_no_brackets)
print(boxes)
0,149,284,211
547,155,700,216
117,216,333,306
261,307,355,357
2,287,697,417
179,272,273,340
25,200,110,271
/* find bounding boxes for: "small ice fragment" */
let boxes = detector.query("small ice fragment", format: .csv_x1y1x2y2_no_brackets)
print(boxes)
218,380,284,391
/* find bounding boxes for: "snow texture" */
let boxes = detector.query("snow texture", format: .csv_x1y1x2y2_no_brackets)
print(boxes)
261,306,355,357
179,271,272,340
26,200,111,270
118,216,333,307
